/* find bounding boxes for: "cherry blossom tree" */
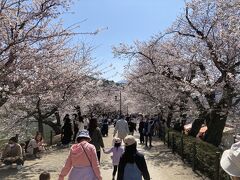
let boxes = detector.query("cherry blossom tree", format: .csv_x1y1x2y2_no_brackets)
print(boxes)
0,0,102,135
169,0,240,146
0,43,97,134
0,0,75,107
114,0,240,146
79,79,124,118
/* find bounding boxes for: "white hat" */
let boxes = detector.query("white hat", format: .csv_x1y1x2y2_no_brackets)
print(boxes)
77,130,91,139
113,137,122,144
124,135,136,146
220,148,240,177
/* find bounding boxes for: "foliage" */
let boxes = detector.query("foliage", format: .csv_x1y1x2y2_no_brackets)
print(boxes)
167,130,230,179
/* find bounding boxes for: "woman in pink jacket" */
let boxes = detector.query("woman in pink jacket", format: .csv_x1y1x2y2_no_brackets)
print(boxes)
59,130,102,180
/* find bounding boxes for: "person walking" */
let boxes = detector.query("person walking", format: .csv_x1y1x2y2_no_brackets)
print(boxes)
88,118,105,162
113,115,129,140
117,135,150,180
61,115,73,146
138,115,145,144
143,116,154,148
63,114,71,123
72,114,85,142
220,141,240,180
59,130,102,180
128,118,136,136
72,114,79,142
103,138,124,180
83,115,89,129
1,137,24,170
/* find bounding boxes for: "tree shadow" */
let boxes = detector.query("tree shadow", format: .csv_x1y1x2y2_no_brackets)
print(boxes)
138,142,178,167
101,159,113,170
137,137,208,179
0,162,46,179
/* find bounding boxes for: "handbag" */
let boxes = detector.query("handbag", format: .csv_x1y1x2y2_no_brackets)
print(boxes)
80,144,97,178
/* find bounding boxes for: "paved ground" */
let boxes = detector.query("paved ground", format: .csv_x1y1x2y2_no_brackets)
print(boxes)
0,126,208,180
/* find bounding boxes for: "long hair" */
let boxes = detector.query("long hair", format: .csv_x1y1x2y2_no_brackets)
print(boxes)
88,118,98,136
122,143,137,163
35,132,43,142
78,115,84,123
114,142,121,150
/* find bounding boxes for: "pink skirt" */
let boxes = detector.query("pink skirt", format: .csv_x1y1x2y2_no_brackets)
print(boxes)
68,166,97,180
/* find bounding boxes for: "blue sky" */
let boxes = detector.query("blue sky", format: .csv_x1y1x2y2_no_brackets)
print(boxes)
62,0,185,82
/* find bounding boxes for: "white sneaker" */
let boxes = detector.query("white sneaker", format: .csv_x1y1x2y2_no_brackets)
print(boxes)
17,165,22,170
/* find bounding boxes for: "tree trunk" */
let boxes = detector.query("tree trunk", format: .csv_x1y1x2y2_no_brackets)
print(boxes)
204,110,227,146
38,117,44,134
204,83,233,146
43,120,62,135
55,111,61,126
166,105,174,128
188,111,208,137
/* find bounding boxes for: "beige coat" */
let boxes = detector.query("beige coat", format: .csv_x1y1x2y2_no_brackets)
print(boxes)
114,119,130,140
2,143,23,160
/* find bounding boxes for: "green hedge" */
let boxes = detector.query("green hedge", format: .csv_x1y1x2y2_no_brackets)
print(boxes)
166,130,231,180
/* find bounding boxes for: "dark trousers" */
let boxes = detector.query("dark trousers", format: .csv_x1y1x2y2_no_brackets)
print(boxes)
140,132,144,143
73,130,78,142
145,135,152,147
97,151,101,162
33,147,40,155
113,165,118,177
3,158,24,165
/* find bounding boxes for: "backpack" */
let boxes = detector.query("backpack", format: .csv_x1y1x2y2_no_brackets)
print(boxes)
123,163,142,180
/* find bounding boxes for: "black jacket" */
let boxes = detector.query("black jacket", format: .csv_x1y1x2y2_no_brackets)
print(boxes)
138,121,145,133
117,151,150,180
128,121,136,132
143,121,154,136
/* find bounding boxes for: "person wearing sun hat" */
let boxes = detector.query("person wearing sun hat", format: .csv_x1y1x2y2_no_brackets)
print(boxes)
220,141,240,180
117,135,150,180
59,130,102,180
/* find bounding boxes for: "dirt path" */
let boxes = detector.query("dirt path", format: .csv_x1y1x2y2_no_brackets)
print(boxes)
0,126,208,180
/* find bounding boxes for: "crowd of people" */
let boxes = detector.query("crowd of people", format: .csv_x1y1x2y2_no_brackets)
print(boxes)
0,113,161,180
1,112,239,180
53,113,240,180
59,130,150,180
57,113,163,180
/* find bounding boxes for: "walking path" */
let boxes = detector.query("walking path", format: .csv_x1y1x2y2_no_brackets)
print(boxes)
0,126,208,180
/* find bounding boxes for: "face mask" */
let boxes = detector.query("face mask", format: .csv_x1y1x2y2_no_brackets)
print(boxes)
9,144,15,148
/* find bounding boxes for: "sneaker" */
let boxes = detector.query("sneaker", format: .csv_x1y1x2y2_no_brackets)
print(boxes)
17,165,22,170
3,165,11,169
